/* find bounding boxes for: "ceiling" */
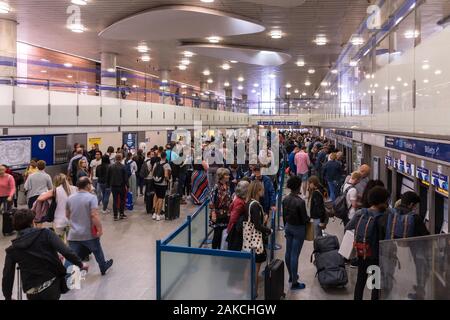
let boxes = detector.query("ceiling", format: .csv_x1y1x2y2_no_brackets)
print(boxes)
3,0,373,99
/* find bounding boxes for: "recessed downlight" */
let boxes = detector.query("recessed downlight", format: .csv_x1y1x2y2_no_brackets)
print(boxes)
207,36,221,43
238,76,245,82
180,59,191,65
64,63,73,68
305,80,311,86
137,43,149,53
314,35,328,46
203,70,211,76
141,54,151,62
121,77,127,81
308,68,315,74
183,51,194,57
178,65,187,70
207,78,214,84
71,0,88,5
221,63,231,70
253,83,259,88
238,85,244,90
224,81,230,87
68,23,86,33
106,68,115,73
270,30,283,39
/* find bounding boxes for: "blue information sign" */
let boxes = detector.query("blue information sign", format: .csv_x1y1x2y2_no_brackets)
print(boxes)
385,136,450,163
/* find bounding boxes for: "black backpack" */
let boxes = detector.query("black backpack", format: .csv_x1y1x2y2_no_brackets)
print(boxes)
153,162,165,183
333,185,355,220
139,160,151,179
354,209,384,259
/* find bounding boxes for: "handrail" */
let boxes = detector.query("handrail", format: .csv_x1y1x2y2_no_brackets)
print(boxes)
380,233,450,244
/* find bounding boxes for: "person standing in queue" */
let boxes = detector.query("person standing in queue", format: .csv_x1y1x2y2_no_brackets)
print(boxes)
282,175,309,290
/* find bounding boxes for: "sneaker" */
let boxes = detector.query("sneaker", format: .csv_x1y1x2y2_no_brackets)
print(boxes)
101,259,113,276
152,213,157,220
120,214,128,220
160,214,165,220
114,216,119,221
350,259,359,269
291,282,306,290
156,215,161,221
102,209,108,214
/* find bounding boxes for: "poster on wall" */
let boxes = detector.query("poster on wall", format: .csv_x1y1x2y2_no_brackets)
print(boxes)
385,155,393,167
88,137,102,148
416,166,430,183
0,137,32,169
405,162,415,176
398,159,406,173
123,132,137,153
432,171,449,196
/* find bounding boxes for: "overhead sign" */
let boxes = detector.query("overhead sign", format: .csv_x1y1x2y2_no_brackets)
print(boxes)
257,121,301,126
385,136,450,163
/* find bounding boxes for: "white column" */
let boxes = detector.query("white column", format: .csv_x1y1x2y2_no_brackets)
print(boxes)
100,52,117,97
0,19,17,78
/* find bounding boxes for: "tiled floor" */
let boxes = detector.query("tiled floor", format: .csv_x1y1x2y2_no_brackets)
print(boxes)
0,196,365,300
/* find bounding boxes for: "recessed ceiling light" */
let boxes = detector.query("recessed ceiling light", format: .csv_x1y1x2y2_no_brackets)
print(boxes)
404,30,420,39
68,23,86,33
207,78,213,84
180,59,190,65
321,82,328,87
286,91,291,95
251,89,256,93
435,69,442,75
161,79,168,84
133,85,139,88
269,73,276,79
41,70,47,73
178,65,187,70
238,85,244,90
183,51,194,57
314,93,319,97
270,30,283,39
308,68,315,74
71,0,88,5
296,60,305,67
203,70,211,76
349,60,358,67
106,68,115,73
121,77,127,81
137,44,149,53
257,92,261,96
141,55,151,62
403,82,408,87
230,60,238,64
422,64,430,70
238,76,245,82
182,91,187,95
253,83,259,88
0,1,11,13
331,69,338,74
294,89,299,94
207,36,221,43
181,84,187,89
302,92,307,96
423,79,429,83
67,75,73,78
224,82,230,87
64,63,73,68
350,35,364,46
221,63,230,70
314,35,328,46
285,83,292,88
396,77,402,82
305,80,311,86
201,0,214,3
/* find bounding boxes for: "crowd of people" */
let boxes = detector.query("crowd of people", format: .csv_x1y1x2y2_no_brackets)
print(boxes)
0,130,434,300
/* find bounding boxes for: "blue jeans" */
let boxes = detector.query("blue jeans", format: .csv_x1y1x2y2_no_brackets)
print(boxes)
68,238,108,272
98,183,111,211
284,223,306,284
327,179,338,202
177,171,187,196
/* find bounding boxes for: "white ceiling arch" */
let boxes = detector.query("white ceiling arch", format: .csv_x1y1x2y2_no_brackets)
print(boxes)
99,5,266,41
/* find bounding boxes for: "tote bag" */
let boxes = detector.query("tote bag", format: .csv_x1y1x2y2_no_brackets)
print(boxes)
242,200,264,254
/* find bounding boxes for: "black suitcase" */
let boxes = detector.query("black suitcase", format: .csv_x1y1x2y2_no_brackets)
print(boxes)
314,250,348,288
264,259,285,300
313,235,340,253
2,209,14,236
165,194,181,220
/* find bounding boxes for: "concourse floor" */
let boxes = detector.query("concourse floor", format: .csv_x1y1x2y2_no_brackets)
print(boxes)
0,195,370,300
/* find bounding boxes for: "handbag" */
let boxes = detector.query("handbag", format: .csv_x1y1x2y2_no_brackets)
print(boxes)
305,221,314,241
242,200,264,254
45,190,57,223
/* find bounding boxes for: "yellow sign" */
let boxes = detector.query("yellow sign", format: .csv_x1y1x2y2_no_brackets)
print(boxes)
88,137,102,148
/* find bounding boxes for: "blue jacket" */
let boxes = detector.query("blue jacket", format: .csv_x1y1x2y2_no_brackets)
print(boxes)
288,151,296,174
323,160,343,182
252,175,276,214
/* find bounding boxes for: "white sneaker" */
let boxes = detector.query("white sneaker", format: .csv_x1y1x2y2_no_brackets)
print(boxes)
152,213,157,220
156,215,161,221
160,214,165,220
102,210,107,214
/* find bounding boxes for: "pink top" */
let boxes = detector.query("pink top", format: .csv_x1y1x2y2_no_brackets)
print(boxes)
295,151,310,175
0,174,16,198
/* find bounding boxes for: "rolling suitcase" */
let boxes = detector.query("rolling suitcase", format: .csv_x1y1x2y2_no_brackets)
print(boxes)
165,194,181,220
126,192,134,211
264,259,285,300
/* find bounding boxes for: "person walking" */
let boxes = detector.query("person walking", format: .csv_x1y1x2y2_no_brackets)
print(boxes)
2,209,88,300
107,154,128,221
66,177,113,275
282,175,309,290
96,155,111,214
0,165,16,236
68,148,88,186
125,153,138,205
294,146,311,197
306,176,327,239
152,151,172,221
322,153,342,202
89,150,102,205
24,160,53,209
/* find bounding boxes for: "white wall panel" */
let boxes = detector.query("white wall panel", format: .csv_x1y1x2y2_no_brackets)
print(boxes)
14,87,48,126
79,94,101,126
0,85,13,126
120,100,138,126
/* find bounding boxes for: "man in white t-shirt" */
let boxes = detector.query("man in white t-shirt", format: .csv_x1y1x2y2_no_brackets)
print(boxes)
90,151,102,204
342,171,362,225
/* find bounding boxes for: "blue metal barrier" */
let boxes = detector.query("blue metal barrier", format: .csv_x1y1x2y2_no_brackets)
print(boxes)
156,201,256,300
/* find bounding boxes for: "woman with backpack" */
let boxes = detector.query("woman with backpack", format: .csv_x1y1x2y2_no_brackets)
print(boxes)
307,176,327,238
96,155,111,214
